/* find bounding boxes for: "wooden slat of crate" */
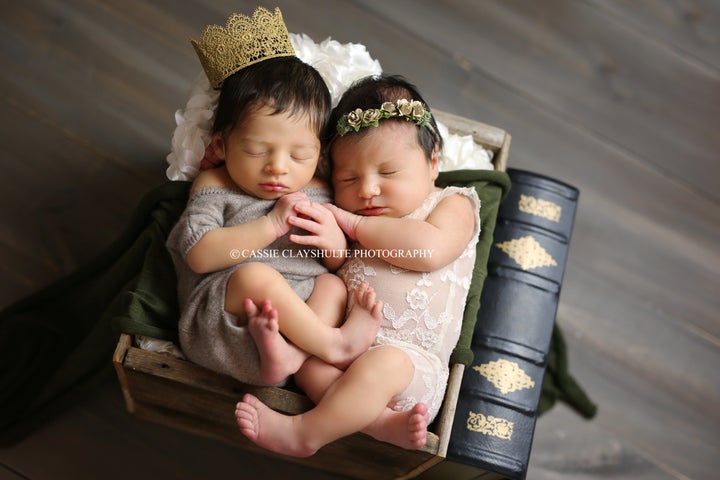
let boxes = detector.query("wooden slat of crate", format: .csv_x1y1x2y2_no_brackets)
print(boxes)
114,334,446,480
112,112,509,479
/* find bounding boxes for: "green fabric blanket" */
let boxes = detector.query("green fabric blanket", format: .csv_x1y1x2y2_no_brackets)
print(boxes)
436,169,511,366
0,175,595,445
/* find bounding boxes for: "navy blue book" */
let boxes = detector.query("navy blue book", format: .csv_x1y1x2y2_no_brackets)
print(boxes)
420,168,580,480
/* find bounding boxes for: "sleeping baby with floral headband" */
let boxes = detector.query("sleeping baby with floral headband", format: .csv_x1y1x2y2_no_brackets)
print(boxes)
235,74,482,456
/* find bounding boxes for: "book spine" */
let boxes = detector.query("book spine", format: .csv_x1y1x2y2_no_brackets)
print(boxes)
444,168,580,480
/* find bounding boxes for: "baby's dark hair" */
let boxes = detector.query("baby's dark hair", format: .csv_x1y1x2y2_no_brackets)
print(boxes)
213,56,331,137
324,74,443,160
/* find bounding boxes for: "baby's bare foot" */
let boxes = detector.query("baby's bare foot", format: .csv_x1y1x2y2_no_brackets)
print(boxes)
245,298,308,385
336,283,382,368
235,394,317,457
363,402,429,450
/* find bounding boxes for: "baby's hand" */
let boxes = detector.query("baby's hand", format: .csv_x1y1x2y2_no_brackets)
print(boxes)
266,191,309,237
323,203,363,241
289,201,347,253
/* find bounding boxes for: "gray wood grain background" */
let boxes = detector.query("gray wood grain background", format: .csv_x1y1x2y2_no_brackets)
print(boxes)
1,1,718,479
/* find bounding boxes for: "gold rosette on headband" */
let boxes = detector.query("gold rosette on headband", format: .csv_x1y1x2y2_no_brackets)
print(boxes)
337,99,432,136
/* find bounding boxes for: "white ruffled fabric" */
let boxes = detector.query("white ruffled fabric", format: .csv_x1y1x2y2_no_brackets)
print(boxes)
290,33,382,108
437,122,494,171
165,73,219,181
135,335,186,359
165,33,494,182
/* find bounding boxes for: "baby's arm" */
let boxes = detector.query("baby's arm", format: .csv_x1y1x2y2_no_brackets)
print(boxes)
186,190,307,274
327,194,475,271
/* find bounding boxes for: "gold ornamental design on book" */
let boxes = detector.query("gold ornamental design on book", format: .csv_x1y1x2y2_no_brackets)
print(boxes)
518,194,562,222
473,358,535,394
495,235,557,270
467,411,514,440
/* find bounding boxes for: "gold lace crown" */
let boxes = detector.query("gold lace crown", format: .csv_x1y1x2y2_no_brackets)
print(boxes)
191,7,296,88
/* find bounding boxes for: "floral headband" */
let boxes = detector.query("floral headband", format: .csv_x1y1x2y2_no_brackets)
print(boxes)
336,98,433,136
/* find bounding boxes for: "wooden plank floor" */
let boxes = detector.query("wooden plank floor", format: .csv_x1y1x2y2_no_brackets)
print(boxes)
1,1,718,478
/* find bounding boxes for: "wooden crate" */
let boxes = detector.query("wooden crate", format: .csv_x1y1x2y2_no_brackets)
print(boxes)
113,112,510,480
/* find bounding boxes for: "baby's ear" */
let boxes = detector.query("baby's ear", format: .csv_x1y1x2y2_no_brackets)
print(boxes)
430,144,440,179
210,132,226,160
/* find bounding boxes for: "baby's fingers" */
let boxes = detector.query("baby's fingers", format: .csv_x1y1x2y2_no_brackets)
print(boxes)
288,214,321,234
288,232,322,247
294,201,334,223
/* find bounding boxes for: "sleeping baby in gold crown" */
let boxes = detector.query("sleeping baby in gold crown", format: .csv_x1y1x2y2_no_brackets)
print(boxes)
167,6,481,456
166,5,381,391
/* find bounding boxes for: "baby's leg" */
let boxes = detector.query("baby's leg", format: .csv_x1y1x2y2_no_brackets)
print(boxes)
305,279,381,369
295,356,429,450
294,356,343,403
225,262,309,326
235,345,415,457
245,298,308,385
226,263,379,367
305,273,346,328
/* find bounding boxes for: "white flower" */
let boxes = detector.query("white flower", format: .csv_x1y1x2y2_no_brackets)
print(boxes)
165,72,219,181
436,120,495,172
407,288,429,310
290,33,382,107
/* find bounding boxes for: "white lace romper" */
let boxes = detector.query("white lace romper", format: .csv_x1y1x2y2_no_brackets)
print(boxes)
338,186,480,422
